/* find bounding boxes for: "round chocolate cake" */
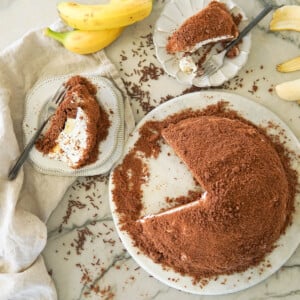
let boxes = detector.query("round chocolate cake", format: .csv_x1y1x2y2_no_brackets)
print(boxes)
137,116,289,278
112,108,296,282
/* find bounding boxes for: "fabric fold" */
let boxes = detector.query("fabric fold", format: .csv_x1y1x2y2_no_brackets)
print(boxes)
0,256,57,300
0,21,134,299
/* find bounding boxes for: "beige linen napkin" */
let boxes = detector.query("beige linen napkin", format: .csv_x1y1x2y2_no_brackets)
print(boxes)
0,22,134,300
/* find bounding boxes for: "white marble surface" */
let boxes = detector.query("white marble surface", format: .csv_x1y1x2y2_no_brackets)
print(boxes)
1,0,300,299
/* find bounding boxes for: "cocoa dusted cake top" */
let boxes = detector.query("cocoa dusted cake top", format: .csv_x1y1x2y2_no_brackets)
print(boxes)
166,1,239,54
137,116,289,275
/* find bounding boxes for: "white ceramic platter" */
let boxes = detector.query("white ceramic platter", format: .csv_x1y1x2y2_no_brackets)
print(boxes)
109,91,300,295
23,74,124,177
153,0,251,87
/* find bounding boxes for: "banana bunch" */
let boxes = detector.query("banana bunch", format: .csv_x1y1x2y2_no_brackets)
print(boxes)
45,0,153,55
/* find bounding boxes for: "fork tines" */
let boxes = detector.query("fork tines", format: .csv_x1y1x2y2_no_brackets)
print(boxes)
53,85,67,104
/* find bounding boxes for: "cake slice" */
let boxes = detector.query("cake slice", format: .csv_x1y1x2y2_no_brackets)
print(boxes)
36,76,103,169
166,1,239,54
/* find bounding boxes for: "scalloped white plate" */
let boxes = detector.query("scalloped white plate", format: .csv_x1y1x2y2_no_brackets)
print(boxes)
153,0,251,87
23,74,124,177
109,91,300,295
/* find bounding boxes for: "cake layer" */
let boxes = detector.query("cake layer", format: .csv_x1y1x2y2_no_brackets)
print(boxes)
48,108,89,167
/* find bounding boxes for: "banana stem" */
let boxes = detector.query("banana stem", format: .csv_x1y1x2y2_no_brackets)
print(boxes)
44,28,68,44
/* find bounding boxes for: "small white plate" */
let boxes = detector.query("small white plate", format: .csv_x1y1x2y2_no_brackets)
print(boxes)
153,0,251,87
109,91,300,295
23,74,125,177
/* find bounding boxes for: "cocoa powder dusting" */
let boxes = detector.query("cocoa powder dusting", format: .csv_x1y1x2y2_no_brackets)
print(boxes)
166,1,239,53
112,101,298,283
112,151,149,223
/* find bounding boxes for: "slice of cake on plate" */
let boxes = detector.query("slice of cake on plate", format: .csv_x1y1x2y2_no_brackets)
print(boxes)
166,1,239,54
36,75,109,169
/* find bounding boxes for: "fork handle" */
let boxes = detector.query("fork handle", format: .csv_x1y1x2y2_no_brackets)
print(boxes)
225,4,274,52
8,119,48,181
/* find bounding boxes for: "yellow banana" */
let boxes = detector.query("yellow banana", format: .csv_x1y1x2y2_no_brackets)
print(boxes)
275,78,300,101
270,5,300,32
44,27,123,54
57,0,153,30
277,56,300,73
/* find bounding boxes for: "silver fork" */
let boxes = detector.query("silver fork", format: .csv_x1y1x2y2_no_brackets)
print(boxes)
199,4,274,78
8,84,67,181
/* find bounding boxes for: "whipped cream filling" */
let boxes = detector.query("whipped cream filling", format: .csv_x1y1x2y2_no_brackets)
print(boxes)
178,35,234,76
49,107,89,167
187,34,234,53
139,191,207,222
179,56,197,75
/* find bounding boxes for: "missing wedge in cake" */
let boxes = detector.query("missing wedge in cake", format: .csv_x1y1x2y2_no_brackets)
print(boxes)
138,191,208,222
35,75,111,169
